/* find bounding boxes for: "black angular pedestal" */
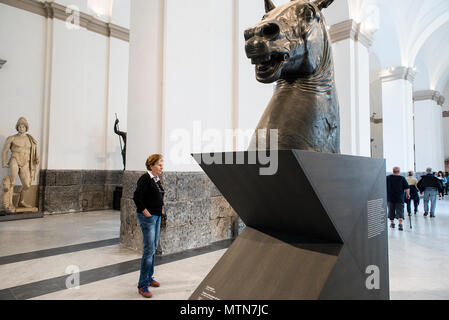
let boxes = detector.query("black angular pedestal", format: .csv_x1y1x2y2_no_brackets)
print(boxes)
190,150,389,300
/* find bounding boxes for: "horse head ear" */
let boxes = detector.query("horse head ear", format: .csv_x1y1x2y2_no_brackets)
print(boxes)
312,0,334,10
264,0,276,13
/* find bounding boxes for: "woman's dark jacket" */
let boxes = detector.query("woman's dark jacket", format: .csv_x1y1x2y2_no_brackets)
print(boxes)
133,173,164,216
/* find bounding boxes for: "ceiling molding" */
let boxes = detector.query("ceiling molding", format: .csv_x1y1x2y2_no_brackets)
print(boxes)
0,0,129,42
329,19,374,48
379,67,416,84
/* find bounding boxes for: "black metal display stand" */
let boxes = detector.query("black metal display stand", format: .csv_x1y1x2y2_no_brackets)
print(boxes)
190,150,389,300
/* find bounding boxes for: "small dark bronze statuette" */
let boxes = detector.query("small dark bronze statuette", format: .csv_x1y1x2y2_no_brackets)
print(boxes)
246,0,340,153
114,114,127,170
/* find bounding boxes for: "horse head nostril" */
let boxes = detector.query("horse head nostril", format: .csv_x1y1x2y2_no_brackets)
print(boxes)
244,28,255,41
261,23,280,39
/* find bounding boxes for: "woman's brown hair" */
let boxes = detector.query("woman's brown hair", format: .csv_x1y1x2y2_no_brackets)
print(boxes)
145,154,163,170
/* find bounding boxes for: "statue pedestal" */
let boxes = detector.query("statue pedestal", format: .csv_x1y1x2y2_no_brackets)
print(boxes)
6,207,39,214
0,210,43,222
190,150,390,300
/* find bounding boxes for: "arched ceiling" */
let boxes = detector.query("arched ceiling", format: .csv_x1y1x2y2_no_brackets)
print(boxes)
415,21,449,92
371,0,449,67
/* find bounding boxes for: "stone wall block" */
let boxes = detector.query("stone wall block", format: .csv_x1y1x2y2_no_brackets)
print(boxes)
43,170,57,186
210,196,234,220
164,200,192,227
104,185,117,208
122,171,144,199
177,172,208,201
120,198,142,251
159,222,212,255
105,171,123,185
44,185,81,213
81,170,97,185
55,171,82,186
161,172,177,201
79,185,105,211
210,217,233,241
206,178,222,198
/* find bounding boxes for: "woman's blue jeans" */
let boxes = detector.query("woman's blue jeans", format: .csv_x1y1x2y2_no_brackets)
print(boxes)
137,213,161,289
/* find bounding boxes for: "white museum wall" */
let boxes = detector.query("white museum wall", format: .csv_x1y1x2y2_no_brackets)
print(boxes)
47,20,109,170
0,4,45,194
106,37,129,170
237,0,274,151
126,0,164,172
1,3,130,175
163,0,234,172
111,0,131,29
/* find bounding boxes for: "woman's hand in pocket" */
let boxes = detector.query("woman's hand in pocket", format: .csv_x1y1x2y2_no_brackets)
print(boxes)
143,209,152,218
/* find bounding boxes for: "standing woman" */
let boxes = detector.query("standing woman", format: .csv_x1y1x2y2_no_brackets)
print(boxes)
133,154,166,298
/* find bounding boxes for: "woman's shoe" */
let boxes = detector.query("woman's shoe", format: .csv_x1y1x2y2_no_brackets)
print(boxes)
149,278,160,287
138,286,153,298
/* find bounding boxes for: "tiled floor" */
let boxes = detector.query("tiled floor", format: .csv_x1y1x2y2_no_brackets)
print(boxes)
1,200,449,300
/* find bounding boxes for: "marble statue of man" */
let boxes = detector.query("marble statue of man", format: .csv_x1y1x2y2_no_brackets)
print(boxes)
2,117,39,212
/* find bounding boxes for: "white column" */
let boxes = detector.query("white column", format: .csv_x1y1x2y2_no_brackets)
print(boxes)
443,110,449,171
413,91,445,172
379,67,415,172
330,20,373,157
126,0,165,171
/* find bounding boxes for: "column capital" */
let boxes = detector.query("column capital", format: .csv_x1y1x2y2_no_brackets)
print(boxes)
329,19,374,48
0,59,6,69
413,90,440,102
379,67,416,83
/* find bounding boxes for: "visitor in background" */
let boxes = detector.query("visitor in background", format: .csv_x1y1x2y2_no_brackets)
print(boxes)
133,154,166,298
406,171,420,216
437,171,446,200
387,167,410,231
417,168,443,218
443,172,449,196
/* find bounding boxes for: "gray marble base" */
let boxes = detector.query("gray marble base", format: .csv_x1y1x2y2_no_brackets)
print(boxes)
120,171,245,255
39,170,123,215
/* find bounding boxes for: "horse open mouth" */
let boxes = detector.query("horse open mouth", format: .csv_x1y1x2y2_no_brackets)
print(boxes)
253,53,289,81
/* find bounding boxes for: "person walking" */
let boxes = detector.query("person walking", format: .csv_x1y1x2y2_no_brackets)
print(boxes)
417,168,444,218
387,167,410,231
405,171,420,216
437,171,445,200
443,172,449,196
133,154,167,298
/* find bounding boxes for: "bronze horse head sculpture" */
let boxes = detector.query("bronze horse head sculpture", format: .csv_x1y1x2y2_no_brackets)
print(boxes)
246,0,340,153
